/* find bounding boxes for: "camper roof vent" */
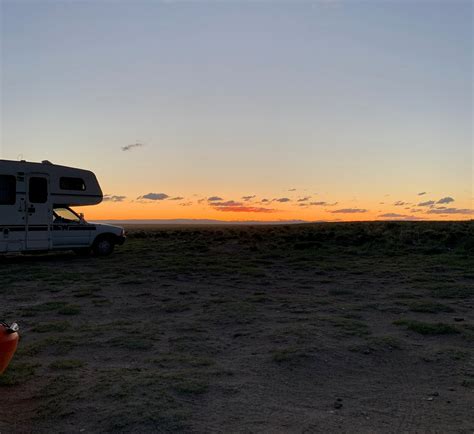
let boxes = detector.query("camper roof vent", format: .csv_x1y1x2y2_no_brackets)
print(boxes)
42,160,53,165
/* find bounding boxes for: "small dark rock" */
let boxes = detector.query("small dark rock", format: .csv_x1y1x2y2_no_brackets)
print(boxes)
334,402,343,409
453,317,464,322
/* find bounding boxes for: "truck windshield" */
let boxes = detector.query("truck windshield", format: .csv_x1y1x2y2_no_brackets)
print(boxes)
53,207,82,223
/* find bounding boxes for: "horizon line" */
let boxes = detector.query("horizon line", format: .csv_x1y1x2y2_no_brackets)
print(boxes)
91,218,471,225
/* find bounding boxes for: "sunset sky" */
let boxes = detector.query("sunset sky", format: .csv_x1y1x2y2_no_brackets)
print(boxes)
1,1,472,222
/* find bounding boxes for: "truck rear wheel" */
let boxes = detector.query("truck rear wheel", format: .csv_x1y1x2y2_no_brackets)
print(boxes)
92,236,115,256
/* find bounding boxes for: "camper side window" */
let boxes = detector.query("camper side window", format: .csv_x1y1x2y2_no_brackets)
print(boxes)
0,175,16,205
60,177,86,191
29,177,48,203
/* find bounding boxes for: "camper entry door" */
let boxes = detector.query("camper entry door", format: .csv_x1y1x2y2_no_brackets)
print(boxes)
25,174,51,250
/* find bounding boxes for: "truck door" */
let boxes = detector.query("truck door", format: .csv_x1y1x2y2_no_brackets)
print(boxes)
26,174,51,250
52,207,93,248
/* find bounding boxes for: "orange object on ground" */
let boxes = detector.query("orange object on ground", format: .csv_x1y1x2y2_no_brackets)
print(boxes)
0,322,19,375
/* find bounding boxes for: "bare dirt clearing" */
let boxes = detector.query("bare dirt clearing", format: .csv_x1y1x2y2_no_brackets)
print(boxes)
1,222,473,433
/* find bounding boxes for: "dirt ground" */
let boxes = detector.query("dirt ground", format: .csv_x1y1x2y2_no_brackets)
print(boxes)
0,222,473,433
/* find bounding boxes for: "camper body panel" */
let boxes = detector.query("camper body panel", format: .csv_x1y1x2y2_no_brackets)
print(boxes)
0,168,26,252
48,166,102,206
0,160,102,206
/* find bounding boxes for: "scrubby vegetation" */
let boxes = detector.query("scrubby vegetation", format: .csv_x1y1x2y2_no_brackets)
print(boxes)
0,221,472,432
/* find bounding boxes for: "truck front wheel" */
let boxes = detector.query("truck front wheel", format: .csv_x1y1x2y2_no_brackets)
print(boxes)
92,236,115,256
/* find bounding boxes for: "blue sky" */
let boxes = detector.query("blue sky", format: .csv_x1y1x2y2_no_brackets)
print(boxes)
1,0,472,221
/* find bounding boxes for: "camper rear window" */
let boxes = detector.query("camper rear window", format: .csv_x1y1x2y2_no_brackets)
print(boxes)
0,175,16,205
60,177,86,191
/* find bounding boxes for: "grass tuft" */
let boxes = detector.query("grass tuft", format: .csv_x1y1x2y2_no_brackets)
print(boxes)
107,336,154,351
271,347,309,363
173,379,209,394
58,305,81,315
407,301,454,313
31,321,71,333
0,362,40,386
49,359,85,370
393,319,459,335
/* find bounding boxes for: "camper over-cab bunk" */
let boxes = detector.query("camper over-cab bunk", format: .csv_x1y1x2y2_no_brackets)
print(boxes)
0,159,125,256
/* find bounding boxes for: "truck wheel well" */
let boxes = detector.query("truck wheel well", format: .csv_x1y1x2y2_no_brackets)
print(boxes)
93,233,117,245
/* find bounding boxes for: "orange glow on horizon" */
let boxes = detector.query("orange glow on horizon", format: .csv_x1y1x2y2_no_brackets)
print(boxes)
76,199,472,223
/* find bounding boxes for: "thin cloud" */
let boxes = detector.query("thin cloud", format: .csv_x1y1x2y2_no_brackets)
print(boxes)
418,192,427,196
394,201,407,206
169,196,184,201
418,200,435,207
379,213,423,219
330,208,367,214
214,206,276,213
242,195,256,201
179,202,193,207
297,196,311,202
210,200,276,213
212,200,243,207
121,142,144,152
380,213,406,218
207,196,223,202
288,188,297,192
426,208,473,215
437,196,454,204
103,195,126,202
138,193,169,201
379,213,425,220
261,199,269,203
309,201,338,206
274,197,291,203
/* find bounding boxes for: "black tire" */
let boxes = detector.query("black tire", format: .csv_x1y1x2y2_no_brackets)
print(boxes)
73,248,91,257
92,236,115,257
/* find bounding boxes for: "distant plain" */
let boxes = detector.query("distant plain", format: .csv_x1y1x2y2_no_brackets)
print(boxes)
1,221,473,432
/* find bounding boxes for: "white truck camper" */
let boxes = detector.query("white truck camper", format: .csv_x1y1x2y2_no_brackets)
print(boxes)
0,159,125,256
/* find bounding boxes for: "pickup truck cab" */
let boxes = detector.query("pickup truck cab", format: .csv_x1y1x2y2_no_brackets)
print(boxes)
52,206,125,256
